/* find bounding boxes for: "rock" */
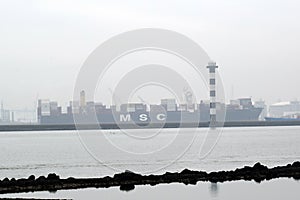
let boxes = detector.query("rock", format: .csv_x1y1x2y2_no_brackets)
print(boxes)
292,161,300,168
181,169,193,174
67,177,75,181
150,182,157,186
253,162,268,171
120,184,135,191
113,171,141,182
293,174,300,180
36,175,46,183
47,173,60,180
2,177,9,182
28,175,35,181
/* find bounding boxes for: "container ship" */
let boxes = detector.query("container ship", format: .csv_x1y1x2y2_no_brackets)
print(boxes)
37,95,263,125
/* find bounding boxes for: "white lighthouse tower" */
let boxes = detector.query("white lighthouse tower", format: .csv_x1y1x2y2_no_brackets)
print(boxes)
207,61,218,127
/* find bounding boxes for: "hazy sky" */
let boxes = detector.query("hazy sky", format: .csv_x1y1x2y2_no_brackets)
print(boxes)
1,0,300,110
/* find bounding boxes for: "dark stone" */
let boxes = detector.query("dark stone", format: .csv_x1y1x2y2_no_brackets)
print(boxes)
28,175,35,181
253,162,268,171
189,179,198,185
47,173,60,180
181,169,194,174
36,175,46,183
150,182,157,186
120,184,135,191
114,171,141,182
292,161,300,168
254,178,262,183
293,174,300,180
2,178,9,182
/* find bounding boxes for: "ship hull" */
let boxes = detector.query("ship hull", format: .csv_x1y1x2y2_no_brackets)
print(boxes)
265,117,300,121
40,108,263,125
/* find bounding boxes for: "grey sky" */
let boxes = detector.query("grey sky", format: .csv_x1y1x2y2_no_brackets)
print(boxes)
1,0,300,110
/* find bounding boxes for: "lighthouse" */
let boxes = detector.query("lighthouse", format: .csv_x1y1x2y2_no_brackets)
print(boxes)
207,61,218,127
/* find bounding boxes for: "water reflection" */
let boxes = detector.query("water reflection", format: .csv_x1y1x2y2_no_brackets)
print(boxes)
120,184,135,192
2,179,300,200
210,182,219,199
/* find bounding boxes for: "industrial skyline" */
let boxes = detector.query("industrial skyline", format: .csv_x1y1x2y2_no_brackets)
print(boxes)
2,93,300,124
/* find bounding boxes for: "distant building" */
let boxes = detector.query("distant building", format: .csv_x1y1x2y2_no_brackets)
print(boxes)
269,101,300,117
40,99,50,116
70,101,80,114
0,101,11,123
2,110,11,122
80,90,86,108
50,101,61,116
11,111,14,123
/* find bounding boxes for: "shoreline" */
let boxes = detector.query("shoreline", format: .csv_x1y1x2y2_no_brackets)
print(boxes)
1,121,300,132
0,162,300,194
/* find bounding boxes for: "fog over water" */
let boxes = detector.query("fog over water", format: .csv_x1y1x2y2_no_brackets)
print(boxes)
1,0,300,110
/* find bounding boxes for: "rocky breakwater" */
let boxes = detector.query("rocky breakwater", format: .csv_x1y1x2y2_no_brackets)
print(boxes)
1,162,300,194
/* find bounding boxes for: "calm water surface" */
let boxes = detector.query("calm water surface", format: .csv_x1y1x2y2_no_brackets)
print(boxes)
0,126,300,199
0,126,299,179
